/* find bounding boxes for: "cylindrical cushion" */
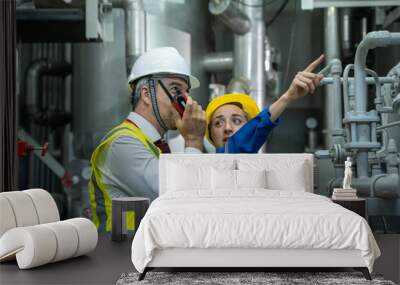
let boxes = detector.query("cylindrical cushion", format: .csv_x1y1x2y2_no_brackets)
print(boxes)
65,218,98,257
0,196,17,238
0,192,39,227
42,221,79,262
24,189,60,223
0,226,57,269
0,218,97,269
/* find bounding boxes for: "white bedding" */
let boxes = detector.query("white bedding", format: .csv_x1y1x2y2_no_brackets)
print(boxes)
131,190,380,273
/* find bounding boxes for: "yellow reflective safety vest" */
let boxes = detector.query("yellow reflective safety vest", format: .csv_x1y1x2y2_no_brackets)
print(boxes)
89,119,160,232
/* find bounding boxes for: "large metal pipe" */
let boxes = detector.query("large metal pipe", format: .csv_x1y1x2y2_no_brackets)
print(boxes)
209,0,251,35
111,0,146,72
233,0,266,108
329,174,400,199
323,7,340,148
331,59,343,136
354,31,400,112
25,59,72,116
203,52,233,72
320,76,396,85
124,0,146,71
341,8,352,58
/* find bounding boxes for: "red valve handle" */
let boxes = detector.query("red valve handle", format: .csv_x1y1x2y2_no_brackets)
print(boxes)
17,140,33,156
17,140,49,157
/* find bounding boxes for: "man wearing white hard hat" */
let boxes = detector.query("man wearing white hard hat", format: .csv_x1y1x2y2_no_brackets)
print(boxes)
89,47,206,232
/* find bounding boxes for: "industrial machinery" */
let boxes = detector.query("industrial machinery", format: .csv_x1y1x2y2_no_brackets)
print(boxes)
315,31,400,233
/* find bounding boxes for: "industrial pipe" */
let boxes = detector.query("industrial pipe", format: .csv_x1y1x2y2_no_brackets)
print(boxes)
209,0,251,35
233,0,266,108
203,52,233,72
25,59,72,116
342,64,354,114
124,0,146,71
320,76,396,85
111,0,146,73
366,69,383,111
330,59,343,135
341,8,352,58
329,174,400,199
323,7,340,148
341,65,384,114
376,120,400,130
354,31,400,113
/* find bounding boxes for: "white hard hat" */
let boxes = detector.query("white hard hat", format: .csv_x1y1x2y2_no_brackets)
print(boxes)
128,47,200,89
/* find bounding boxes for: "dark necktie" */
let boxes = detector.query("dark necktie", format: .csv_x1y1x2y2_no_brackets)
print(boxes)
154,139,171,154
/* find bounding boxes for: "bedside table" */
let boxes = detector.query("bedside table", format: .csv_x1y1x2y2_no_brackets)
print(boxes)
112,197,150,242
331,198,366,219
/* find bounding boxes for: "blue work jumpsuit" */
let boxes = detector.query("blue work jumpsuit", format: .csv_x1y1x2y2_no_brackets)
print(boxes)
216,107,280,153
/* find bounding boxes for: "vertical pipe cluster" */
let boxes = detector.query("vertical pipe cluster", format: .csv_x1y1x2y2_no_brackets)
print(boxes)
209,0,267,108
353,31,400,177
233,0,266,108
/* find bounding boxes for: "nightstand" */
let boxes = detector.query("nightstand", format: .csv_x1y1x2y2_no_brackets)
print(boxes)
112,197,150,242
331,198,367,219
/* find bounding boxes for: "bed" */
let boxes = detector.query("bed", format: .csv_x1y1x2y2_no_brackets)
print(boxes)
131,154,380,280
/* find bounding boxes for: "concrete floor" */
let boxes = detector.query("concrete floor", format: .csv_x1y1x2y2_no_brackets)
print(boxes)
374,234,400,285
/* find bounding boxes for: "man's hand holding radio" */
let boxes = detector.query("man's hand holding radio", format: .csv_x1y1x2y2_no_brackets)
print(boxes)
175,96,206,150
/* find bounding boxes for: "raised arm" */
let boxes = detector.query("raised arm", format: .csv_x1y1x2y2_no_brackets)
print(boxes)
269,55,325,122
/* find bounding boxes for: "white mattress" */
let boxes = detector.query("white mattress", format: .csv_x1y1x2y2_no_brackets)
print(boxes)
131,190,380,273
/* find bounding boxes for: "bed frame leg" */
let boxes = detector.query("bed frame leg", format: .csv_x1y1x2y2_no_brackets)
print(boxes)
354,267,371,280
138,268,148,281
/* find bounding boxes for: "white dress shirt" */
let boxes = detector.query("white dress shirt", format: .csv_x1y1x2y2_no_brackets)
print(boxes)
101,112,202,200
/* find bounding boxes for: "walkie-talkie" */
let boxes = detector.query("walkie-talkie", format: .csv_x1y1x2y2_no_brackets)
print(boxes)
158,80,187,117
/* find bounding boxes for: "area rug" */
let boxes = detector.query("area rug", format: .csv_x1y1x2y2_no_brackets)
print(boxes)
116,271,396,285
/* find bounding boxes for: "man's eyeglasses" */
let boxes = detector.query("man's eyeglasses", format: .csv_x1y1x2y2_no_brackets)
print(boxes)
158,79,188,117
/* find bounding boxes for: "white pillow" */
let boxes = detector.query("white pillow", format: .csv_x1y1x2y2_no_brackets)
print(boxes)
211,169,267,190
167,162,211,191
236,169,267,189
265,162,307,191
238,158,309,192
212,168,236,190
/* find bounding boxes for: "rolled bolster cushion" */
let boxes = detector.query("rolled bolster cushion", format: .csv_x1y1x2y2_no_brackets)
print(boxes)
23,189,60,224
0,191,39,228
0,218,98,269
65,218,98,257
0,189,60,239
0,196,17,237
42,221,79,263
0,226,57,269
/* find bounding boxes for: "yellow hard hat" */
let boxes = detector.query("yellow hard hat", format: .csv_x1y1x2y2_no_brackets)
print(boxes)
205,93,260,144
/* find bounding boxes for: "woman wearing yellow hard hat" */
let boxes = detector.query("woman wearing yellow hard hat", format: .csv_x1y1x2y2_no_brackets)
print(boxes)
206,55,325,153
